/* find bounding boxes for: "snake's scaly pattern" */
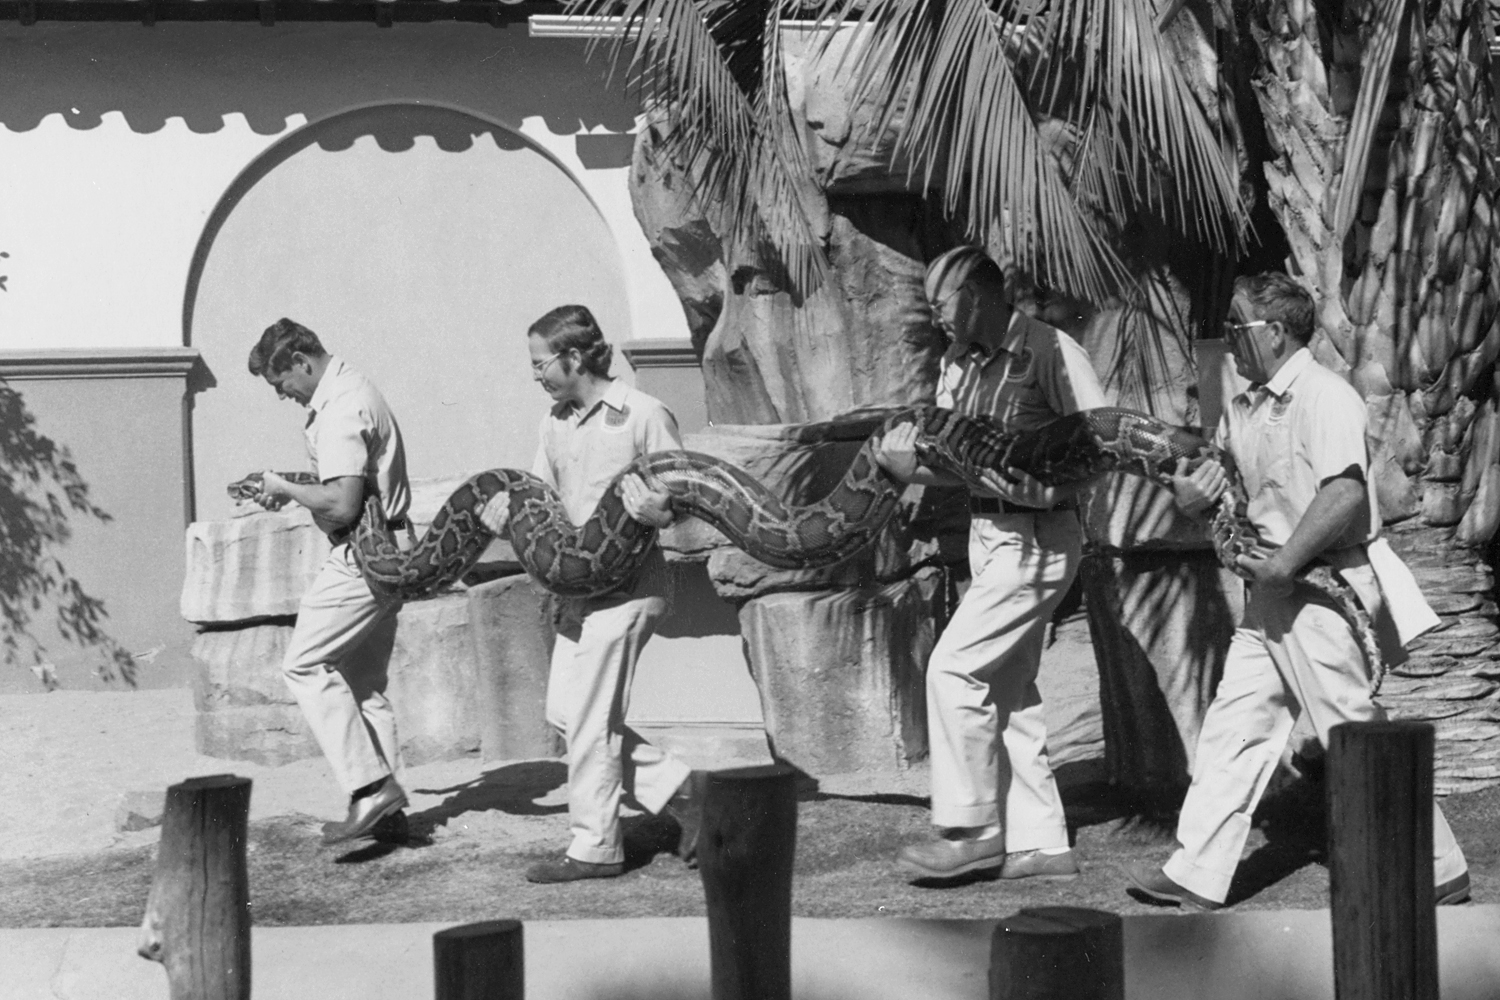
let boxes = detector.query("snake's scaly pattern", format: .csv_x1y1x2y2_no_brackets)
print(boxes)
228,405,1384,686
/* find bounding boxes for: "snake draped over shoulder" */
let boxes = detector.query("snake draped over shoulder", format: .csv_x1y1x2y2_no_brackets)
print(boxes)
230,404,1386,689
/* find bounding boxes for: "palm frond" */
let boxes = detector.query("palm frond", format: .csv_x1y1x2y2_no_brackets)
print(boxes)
807,0,1245,300
812,0,1128,300
1020,0,1246,252
566,0,830,293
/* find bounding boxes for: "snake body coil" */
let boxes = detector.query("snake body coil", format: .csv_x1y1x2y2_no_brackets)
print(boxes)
229,405,1384,685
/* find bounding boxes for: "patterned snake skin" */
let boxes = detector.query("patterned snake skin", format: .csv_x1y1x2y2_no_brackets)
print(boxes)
228,405,1384,687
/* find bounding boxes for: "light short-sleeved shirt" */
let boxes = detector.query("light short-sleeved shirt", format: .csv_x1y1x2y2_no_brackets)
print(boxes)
304,355,410,522
937,309,1107,431
1217,347,1378,550
533,379,682,525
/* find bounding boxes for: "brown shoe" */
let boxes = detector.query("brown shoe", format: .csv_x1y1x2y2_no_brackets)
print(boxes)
1125,863,1223,911
1436,872,1471,905
898,833,1007,880
524,855,625,884
999,849,1081,880
321,777,409,846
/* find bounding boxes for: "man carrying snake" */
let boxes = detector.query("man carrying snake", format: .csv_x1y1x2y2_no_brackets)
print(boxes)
1127,271,1471,909
483,304,701,884
247,319,413,846
876,246,1108,884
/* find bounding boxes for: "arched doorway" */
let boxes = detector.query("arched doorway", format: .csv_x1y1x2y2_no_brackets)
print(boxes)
185,101,632,522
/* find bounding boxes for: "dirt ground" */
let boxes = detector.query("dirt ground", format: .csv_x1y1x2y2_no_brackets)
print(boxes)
2,680,1497,928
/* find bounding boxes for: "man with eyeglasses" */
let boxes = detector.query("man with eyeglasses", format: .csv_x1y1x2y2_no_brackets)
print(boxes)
247,318,413,847
1126,271,1470,909
485,303,702,883
876,245,1108,884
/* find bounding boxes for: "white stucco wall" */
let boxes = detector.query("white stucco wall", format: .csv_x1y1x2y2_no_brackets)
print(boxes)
0,22,686,353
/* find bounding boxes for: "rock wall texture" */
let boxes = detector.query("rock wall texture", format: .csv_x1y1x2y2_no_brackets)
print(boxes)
191,592,482,768
737,568,944,777
657,419,966,779
467,573,561,763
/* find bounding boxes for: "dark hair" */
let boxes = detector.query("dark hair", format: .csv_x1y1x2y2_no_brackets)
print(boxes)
1234,272,1315,345
248,318,327,377
528,305,613,378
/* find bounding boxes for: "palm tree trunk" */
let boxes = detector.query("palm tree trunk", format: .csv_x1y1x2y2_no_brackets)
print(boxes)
1246,0,1500,792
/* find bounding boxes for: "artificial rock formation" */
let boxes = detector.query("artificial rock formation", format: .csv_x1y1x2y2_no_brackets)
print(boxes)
184,475,513,767
191,593,481,768
1073,290,1239,804
655,419,966,783
467,573,561,762
737,569,942,779
630,34,969,782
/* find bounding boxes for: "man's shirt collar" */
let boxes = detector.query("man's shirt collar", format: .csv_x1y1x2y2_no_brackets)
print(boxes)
1237,347,1312,404
554,377,629,422
1262,346,1312,399
306,355,345,415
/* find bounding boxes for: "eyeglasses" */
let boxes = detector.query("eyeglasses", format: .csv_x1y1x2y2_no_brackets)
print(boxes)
1222,319,1271,338
530,352,562,377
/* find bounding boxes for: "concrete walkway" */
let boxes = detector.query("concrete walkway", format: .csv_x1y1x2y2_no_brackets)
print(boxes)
7,909,1500,1000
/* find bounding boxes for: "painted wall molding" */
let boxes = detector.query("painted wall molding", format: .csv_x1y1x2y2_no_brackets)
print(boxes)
0,347,201,380
621,338,699,370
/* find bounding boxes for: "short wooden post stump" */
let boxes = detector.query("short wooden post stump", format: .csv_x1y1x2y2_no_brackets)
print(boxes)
136,774,252,1000
990,906,1123,1000
1328,720,1438,1000
433,919,524,1000
698,763,798,1000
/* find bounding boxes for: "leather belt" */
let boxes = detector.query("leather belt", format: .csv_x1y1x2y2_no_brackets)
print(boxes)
329,517,406,546
969,496,1071,516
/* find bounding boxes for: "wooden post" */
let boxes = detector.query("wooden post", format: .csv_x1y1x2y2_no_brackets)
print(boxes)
1327,721,1438,1000
698,763,798,1000
137,774,252,1000
433,920,524,1000
989,906,1124,1000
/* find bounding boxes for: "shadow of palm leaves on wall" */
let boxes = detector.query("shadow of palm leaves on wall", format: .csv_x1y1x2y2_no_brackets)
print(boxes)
0,381,135,686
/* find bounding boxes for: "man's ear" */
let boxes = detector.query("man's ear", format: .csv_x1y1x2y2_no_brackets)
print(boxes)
289,352,312,373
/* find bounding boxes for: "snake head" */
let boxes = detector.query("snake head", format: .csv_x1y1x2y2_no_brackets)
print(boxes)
362,493,389,533
227,472,264,501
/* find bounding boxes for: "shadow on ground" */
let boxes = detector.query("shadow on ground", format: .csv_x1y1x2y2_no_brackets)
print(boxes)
3,771,1494,928
407,760,570,838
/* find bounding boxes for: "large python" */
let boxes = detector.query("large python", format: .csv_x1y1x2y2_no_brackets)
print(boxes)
228,405,1384,689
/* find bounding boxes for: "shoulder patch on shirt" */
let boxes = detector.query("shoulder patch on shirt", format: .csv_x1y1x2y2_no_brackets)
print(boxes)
605,404,630,429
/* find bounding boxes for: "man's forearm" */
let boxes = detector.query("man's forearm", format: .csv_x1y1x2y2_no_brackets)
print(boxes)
904,466,967,488
1275,478,1366,572
281,479,362,528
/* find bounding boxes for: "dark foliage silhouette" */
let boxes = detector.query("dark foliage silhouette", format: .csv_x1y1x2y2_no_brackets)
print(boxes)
0,381,134,686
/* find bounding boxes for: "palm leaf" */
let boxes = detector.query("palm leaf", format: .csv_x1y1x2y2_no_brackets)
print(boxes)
811,0,1127,300
1025,0,1245,251
566,0,830,292
810,0,1245,300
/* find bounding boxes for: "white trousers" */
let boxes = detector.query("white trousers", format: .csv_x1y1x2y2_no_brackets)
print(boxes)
1165,582,1467,903
926,510,1081,848
281,543,403,797
548,554,691,865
